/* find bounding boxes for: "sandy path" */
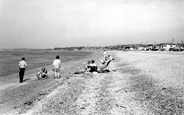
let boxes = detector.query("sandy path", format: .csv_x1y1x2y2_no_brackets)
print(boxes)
1,51,184,115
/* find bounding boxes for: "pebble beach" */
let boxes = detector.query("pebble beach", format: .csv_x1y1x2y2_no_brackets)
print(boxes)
0,51,184,115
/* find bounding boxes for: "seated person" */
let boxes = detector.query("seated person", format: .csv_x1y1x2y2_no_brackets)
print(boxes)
108,55,114,61
89,60,98,72
36,67,48,79
84,61,91,72
74,61,91,74
99,55,114,70
101,55,110,64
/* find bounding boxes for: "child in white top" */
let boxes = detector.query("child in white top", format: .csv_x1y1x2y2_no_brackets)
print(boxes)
53,55,61,79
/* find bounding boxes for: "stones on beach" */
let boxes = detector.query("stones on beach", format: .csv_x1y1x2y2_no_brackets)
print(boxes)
162,87,166,90
32,78,86,115
80,107,85,109
129,74,184,115
24,101,33,106
2,51,184,115
60,102,64,104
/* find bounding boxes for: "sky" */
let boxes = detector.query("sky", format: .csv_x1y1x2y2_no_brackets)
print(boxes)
0,0,184,48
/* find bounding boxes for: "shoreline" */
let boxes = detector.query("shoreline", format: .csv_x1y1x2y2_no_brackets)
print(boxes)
0,50,94,77
0,51,102,113
1,51,184,114
0,50,101,84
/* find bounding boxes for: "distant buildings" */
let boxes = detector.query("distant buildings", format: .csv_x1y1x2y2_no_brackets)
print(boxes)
103,42,184,51
159,43,176,51
53,42,184,52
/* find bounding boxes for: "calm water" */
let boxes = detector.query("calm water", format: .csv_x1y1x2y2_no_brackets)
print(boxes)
0,50,92,77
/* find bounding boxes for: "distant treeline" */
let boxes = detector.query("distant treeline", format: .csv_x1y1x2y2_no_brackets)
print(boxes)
54,46,85,50
54,43,184,51
54,46,103,50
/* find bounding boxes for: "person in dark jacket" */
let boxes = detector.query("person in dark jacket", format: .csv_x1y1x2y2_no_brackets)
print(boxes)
89,60,98,72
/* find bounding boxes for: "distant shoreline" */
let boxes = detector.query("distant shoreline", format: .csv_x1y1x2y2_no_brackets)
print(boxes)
0,50,94,77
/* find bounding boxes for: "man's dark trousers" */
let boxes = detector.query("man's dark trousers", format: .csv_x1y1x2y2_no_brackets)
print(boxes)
19,68,25,83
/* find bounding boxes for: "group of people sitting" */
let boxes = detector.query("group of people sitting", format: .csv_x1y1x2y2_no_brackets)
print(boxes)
75,54,114,74
36,54,114,79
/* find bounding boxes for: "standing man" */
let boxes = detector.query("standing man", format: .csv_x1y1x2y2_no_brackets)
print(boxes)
53,55,61,79
18,57,27,83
